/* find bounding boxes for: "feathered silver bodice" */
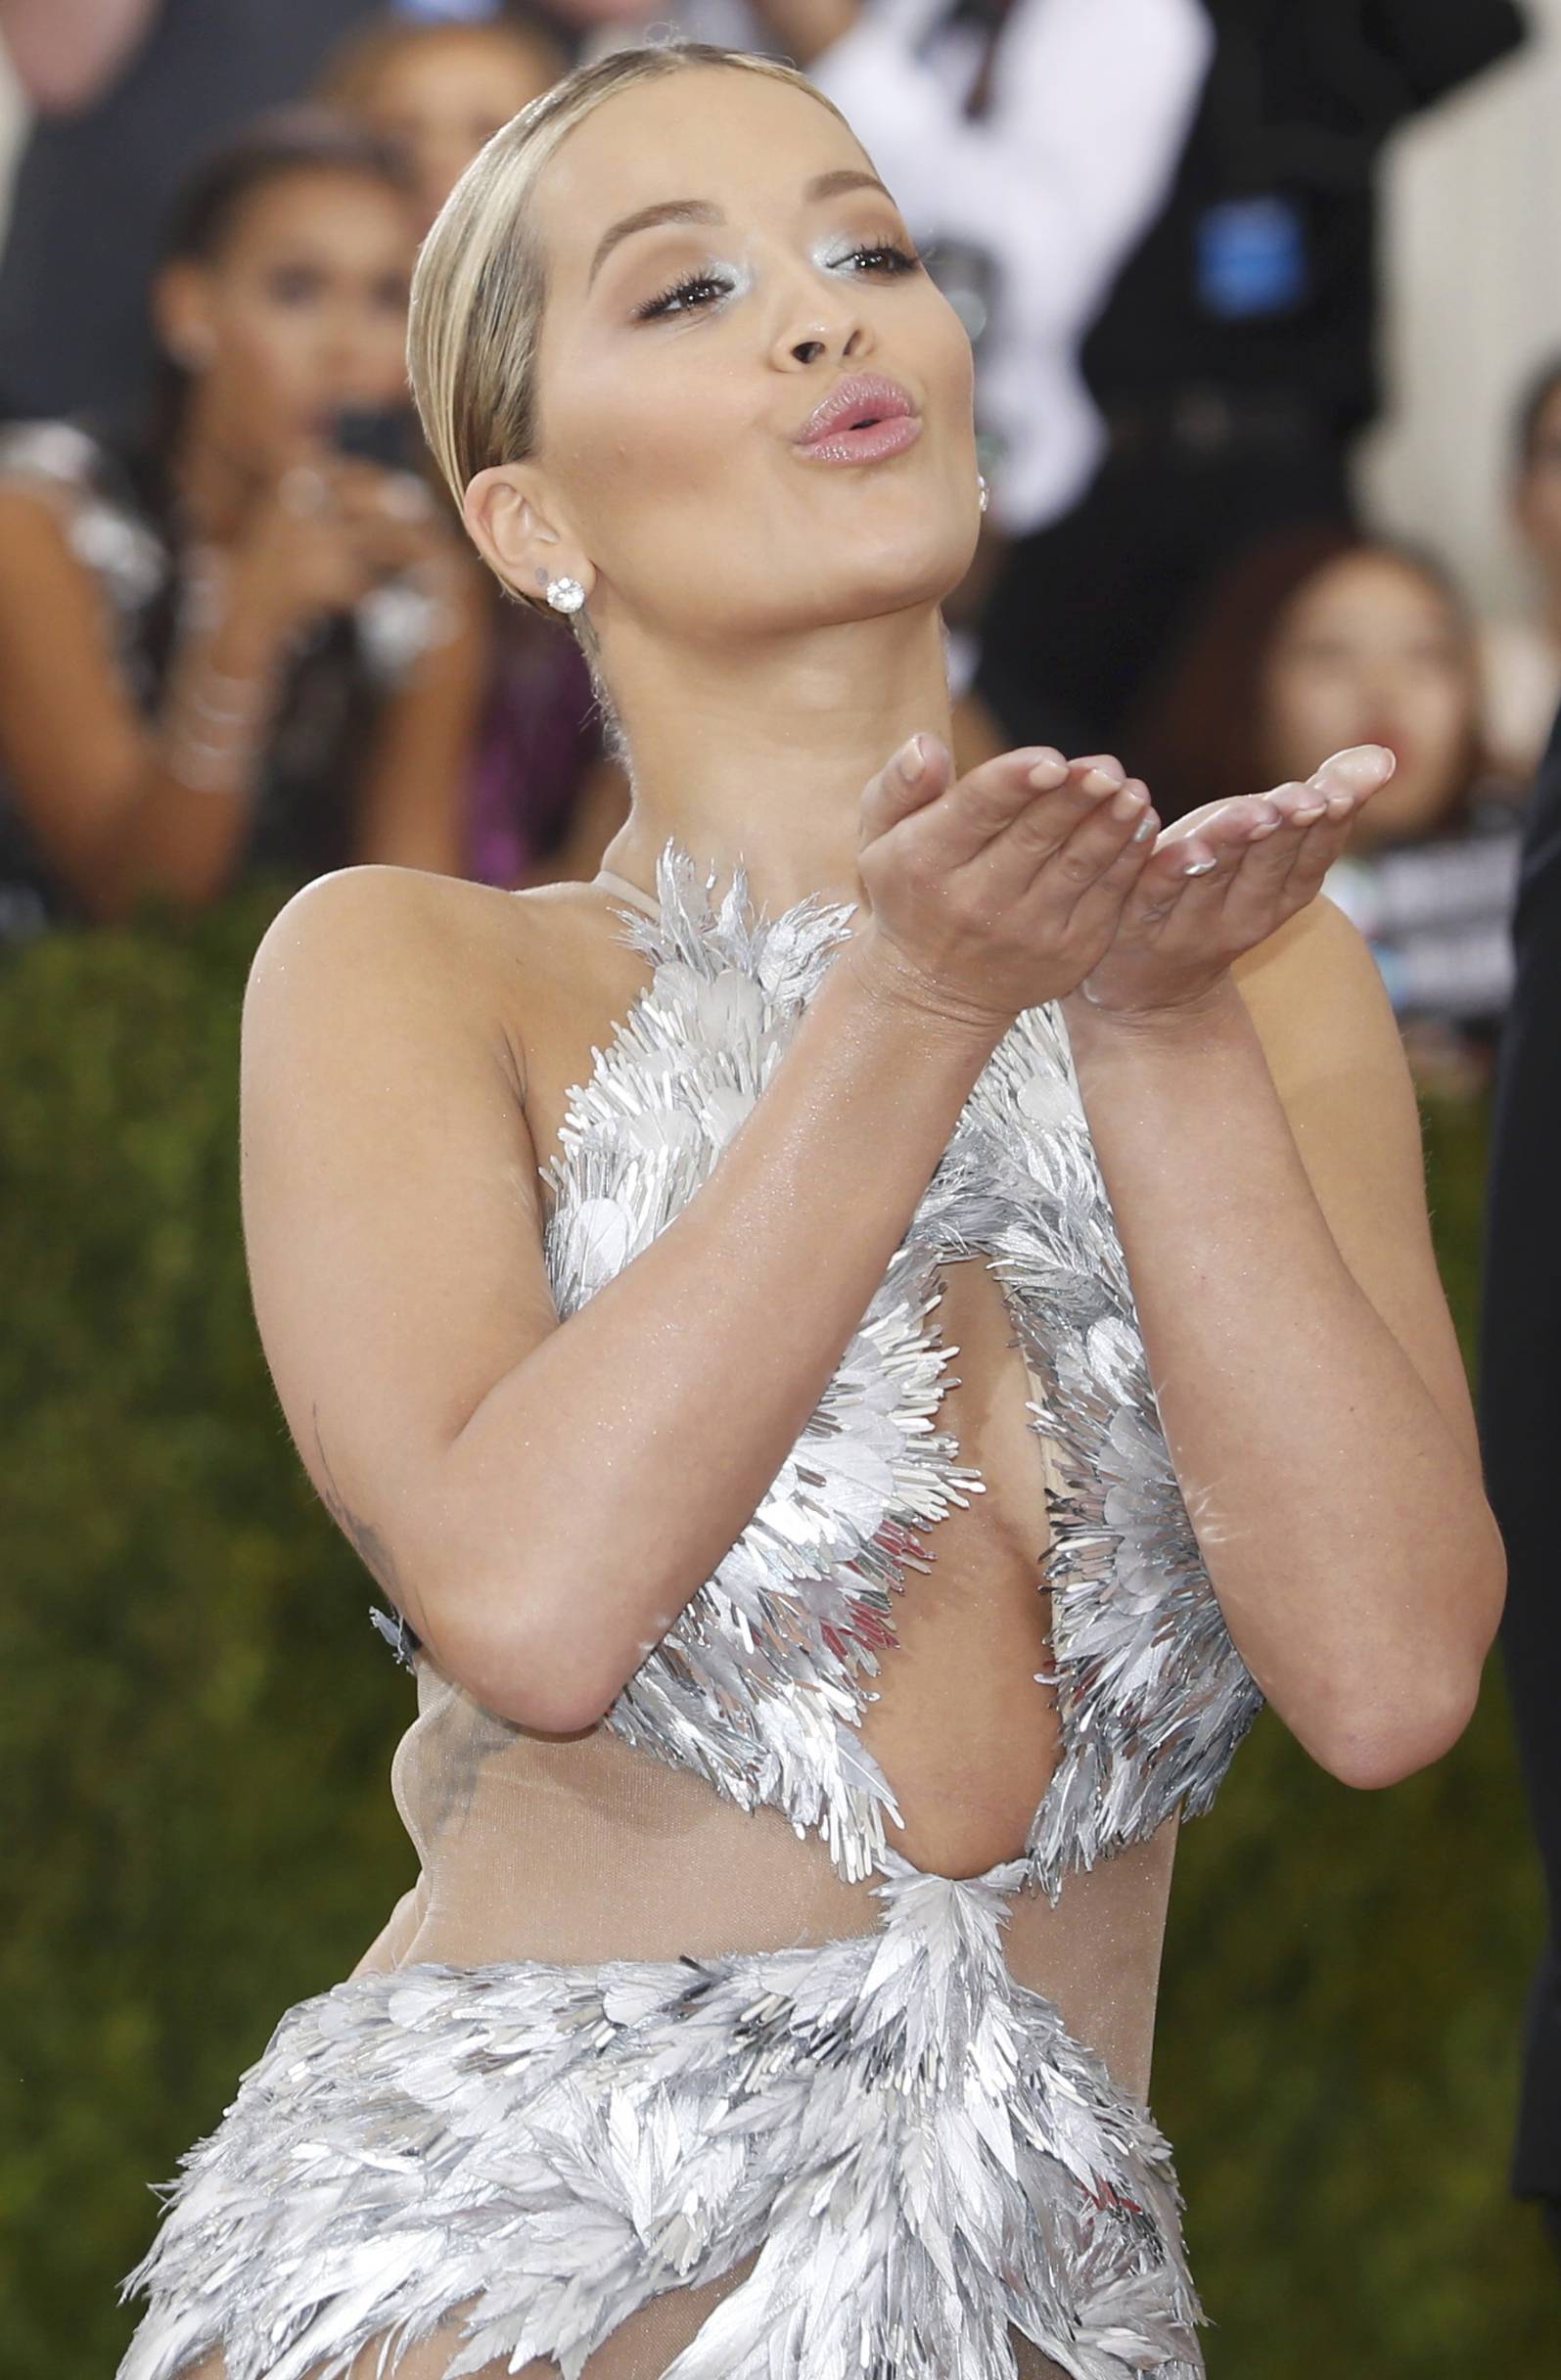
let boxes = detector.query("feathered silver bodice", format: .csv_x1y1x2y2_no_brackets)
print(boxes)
376,842,1263,1900
120,841,1255,2380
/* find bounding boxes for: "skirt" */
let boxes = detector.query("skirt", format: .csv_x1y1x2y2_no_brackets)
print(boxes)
114,1855,1205,2380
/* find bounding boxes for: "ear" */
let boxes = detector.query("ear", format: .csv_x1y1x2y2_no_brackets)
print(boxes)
463,464,590,609
152,259,218,372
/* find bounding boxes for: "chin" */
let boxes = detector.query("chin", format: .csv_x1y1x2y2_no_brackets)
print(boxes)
845,518,976,604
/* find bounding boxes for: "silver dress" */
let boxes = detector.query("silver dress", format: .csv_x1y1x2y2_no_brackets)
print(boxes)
115,845,1263,2380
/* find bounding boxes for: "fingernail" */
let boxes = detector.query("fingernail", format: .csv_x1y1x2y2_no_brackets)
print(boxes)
1083,766,1125,798
1291,802,1327,824
1183,851,1217,877
896,734,926,784
1028,754,1067,788
1132,810,1158,844
1246,804,1283,839
1110,783,1147,821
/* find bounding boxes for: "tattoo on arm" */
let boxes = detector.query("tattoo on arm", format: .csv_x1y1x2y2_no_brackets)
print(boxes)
311,1403,403,1597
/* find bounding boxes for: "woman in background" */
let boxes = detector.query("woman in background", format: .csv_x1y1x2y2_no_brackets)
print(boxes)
1130,524,1524,1091
0,108,487,949
321,6,639,891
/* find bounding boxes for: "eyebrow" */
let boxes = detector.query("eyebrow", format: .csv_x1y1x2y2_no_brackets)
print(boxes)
585,169,894,292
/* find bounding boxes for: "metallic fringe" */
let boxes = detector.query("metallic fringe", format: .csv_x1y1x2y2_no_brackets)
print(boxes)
116,1859,1203,2380
117,841,1260,2377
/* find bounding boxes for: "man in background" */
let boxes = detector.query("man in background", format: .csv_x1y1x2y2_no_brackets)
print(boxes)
1482,703,1561,2274
974,0,1529,754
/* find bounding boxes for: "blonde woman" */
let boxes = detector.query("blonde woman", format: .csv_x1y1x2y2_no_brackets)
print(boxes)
115,38,1503,2380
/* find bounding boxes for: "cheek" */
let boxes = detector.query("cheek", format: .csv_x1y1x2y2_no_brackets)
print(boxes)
222,302,311,397
1264,664,1362,772
557,362,753,537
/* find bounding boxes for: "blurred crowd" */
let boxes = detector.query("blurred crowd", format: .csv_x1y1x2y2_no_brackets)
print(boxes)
0,0,1543,1093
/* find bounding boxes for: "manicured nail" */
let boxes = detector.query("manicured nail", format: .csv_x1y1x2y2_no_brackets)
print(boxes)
1082,766,1125,798
1182,851,1217,877
896,734,926,784
1132,810,1158,844
1110,782,1147,821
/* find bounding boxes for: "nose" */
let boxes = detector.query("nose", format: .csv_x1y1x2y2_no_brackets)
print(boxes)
766,249,873,373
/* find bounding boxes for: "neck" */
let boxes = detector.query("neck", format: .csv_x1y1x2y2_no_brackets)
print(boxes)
167,402,265,544
594,603,958,920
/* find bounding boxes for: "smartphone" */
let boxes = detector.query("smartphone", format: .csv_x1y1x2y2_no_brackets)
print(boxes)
331,404,425,475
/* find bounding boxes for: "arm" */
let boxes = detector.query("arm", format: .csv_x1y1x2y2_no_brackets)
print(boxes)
239,744,1158,1733
1064,892,1503,1792
351,565,489,877
0,484,293,919
0,0,160,114
786,0,1215,347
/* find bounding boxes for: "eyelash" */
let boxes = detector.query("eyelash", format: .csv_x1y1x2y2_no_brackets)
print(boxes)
632,239,921,322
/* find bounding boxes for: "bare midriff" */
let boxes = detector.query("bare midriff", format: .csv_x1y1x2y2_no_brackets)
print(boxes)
344,884,1181,2111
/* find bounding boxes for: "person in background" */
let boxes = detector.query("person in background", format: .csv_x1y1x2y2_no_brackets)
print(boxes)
1482,356,1561,781
1129,524,1523,1093
0,0,388,424
975,0,1529,757
0,108,488,948
319,4,570,238
1481,703,1561,2278
321,6,637,888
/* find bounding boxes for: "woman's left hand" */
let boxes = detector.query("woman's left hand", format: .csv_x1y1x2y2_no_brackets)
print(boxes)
1072,743,1397,1023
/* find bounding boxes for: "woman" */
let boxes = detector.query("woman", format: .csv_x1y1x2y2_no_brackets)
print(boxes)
0,108,487,948
115,41,1502,2380
1129,524,1524,1089
319,7,639,892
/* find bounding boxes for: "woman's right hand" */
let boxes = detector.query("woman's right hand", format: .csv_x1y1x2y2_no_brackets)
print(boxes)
850,734,1159,1035
222,458,405,647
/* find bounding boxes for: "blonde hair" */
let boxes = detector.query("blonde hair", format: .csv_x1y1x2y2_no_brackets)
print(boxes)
406,36,852,758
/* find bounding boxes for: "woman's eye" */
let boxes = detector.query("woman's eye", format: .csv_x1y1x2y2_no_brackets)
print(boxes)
632,239,920,323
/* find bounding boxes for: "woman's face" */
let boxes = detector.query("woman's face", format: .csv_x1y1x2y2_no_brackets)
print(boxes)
159,168,415,478
1258,551,1478,847
510,69,981,646
353,31,562,236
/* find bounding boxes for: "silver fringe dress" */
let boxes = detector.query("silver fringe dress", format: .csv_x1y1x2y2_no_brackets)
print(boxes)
115,844,1264,2380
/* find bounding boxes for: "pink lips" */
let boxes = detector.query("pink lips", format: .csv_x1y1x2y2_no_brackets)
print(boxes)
795,373,919,461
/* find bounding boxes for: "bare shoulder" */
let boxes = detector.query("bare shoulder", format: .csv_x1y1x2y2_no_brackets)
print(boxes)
247,864,543,1075
244,863,645,1127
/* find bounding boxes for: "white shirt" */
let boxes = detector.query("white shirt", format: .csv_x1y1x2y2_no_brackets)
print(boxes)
588,0,1213,536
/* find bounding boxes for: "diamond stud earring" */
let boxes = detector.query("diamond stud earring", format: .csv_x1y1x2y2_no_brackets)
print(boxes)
977,474,988,515
545,576,586,615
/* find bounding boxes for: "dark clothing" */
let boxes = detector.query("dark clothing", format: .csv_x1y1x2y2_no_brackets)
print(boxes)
1480,705,1561,2203
0,0,379,425
465,617,606,890
977,427,1353,758
975,0,1528,753
1084,0,1528,438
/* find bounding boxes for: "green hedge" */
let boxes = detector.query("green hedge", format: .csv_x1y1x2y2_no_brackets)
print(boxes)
0,899,1554,2374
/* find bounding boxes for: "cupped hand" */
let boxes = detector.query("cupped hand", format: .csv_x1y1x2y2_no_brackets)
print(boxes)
852,737,1161,1034
1073,744,1397,1022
